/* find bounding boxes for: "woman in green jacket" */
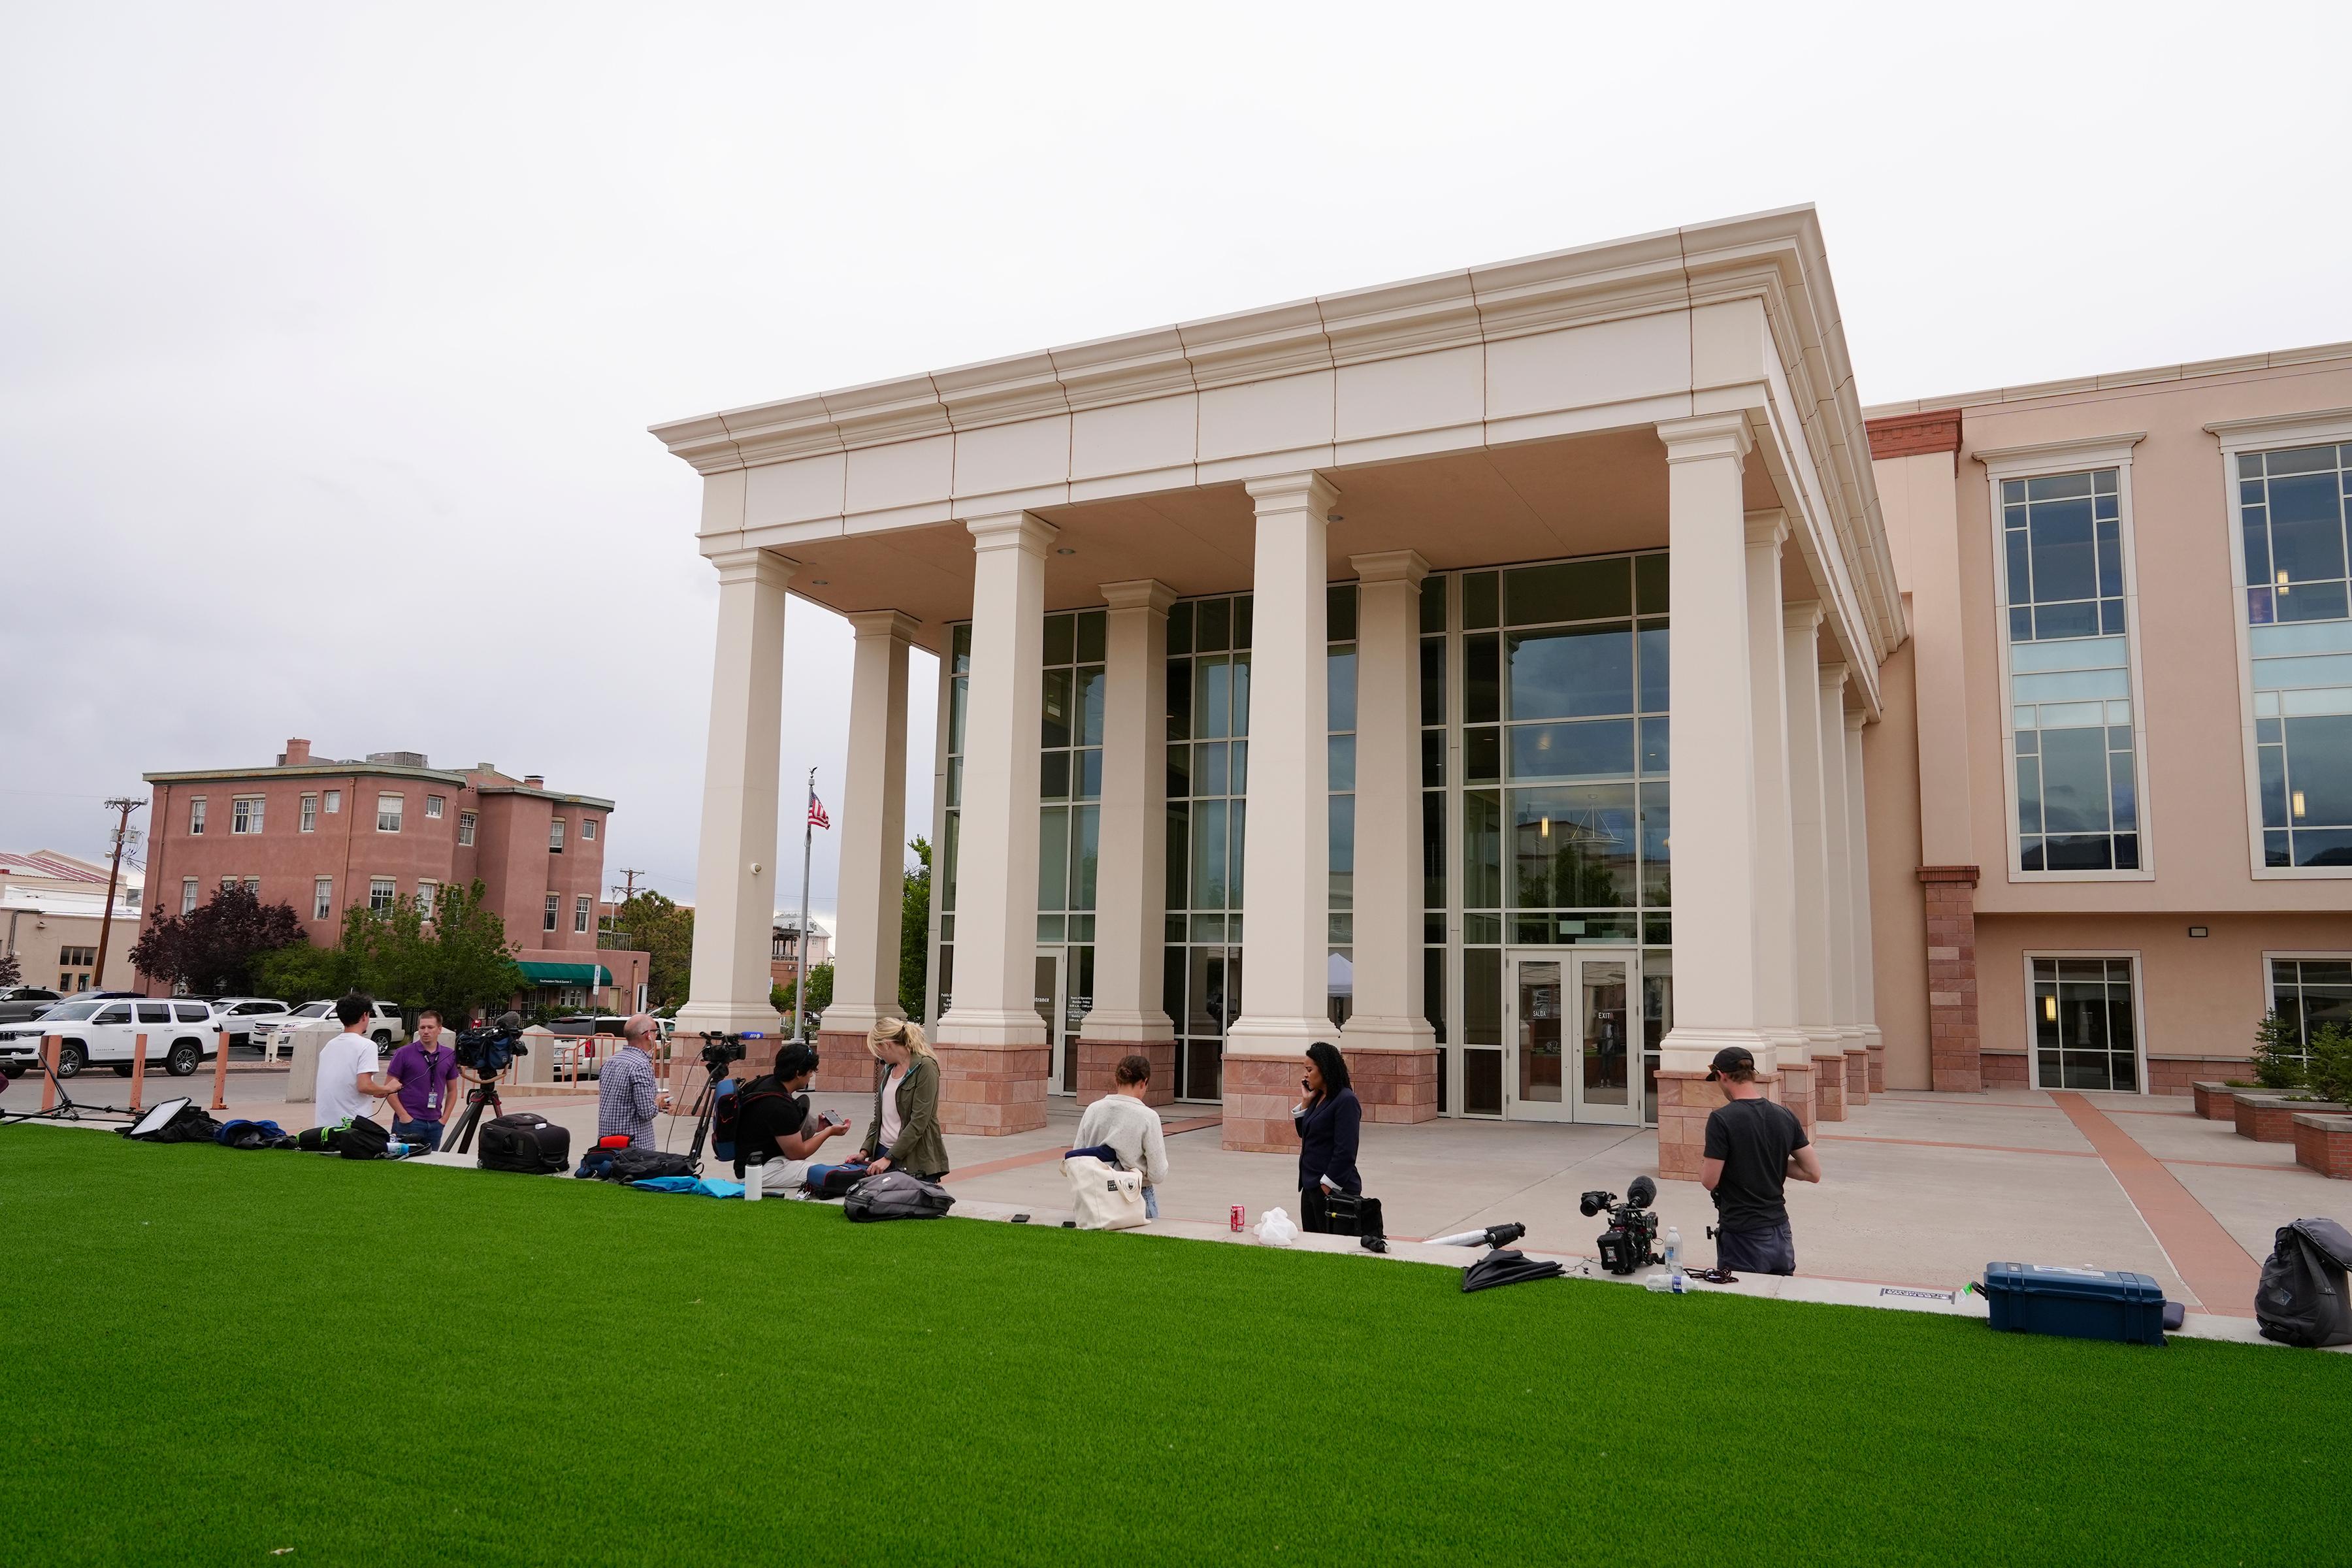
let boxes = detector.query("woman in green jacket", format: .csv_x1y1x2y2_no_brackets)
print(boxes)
859,1019,948,1182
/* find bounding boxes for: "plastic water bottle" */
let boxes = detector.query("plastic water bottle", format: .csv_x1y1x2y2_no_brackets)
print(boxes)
745,1155,764,1202
1664,1226,1685,1292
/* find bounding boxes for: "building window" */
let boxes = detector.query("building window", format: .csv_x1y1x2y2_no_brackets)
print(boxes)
581,817,598,842
314,877,333,919
323,790,341,814
1329,585,1357,1032
243,877,260,894
1985,442,2150,878
2029,955,2140,1092
300,794,317,833
419,880,438,920
220,875,237,892
544,894,560,932
2270,956,2352,1060
1163,595,1247,1101
231,796,264,835
550,817,566,852
377,793,403,833
2235,439,2352,870
59,945,96,968
189,796,206,835
458,811,476,847
575,895,592,934
425,794,445,819
369,877,395,913
182,877,199,915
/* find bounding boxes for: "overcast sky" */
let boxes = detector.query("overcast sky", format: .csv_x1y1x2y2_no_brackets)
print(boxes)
5,1,2347,919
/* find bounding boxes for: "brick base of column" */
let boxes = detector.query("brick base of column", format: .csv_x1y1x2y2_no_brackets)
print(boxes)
1845,1049,1871,1107
2149,1056,2253,1096
1869,1044,1886,1094
1814,1057,1847,1121
1343,1048,1439,1124
1778,1062,1816,1130
1982,1051,2029,1088
1074,1038,1177,1107
813,1031,877,1094
936,1044,1051,1136
1221,1056,1304,1152
1921,864,1983,1092
1657,1070,1753,1181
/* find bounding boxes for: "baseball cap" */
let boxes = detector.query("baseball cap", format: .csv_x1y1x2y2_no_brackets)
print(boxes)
1705,1045,1756,1081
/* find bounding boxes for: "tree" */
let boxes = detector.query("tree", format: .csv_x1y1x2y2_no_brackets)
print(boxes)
252,938,357,1003
0,949,19,987
776,961,833,1019
129,885,306,994
900,834,931,1020
2251,1010,2309,1090
253,881,523,1019
2307,1022,2352,1105
602,891,693,1012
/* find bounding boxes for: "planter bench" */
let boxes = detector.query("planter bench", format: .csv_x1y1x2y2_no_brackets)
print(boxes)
2191,1081,2247,1120
2234,1091,2352,1143
2292,1114,2352,1179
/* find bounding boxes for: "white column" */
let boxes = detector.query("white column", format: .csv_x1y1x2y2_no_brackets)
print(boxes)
674,548,794,1039
1656,414,1774,1075
822,610,918,1045
1079,580,1177,1076
1783,602,1841,1060
1844,708,1883,1062
1818,663,1860,1051
935,512,1054,1057
1222,472,1338,1151
1340,551,1439,1114
1744,512,1806,1075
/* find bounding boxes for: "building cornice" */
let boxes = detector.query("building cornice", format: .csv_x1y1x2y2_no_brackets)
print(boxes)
1865,341,2352,420
1865,409,1963,459
143,763,470,788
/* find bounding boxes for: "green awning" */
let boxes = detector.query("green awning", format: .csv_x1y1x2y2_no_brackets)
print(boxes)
518,962,613,987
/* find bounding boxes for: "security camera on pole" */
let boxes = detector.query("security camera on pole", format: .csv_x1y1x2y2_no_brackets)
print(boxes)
791,770,829,1047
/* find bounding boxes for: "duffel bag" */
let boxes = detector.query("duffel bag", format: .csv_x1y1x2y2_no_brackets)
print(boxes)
337,1117,392,1160
597,1147,697,1184
1063,1154,1147,1232
1301,1186,1385,1240
844,1169,955,1222
123,1103,222,1144
478,1112,572,1175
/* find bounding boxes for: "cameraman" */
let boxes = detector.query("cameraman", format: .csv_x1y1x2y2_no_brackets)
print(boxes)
734,1041,851,1194
1699,1045,1821,1276
596,1013,672,1150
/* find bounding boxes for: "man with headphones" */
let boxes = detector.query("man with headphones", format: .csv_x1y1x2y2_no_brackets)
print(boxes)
732,1041,854,1196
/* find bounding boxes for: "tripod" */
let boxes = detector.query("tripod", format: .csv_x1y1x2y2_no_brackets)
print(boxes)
444,1075,504,1155
0,1058,133,1128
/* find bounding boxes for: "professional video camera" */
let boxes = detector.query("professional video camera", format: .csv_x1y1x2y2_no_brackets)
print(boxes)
1579,1175,1662,1276
455,1012,528,1077
698,1030,745,1079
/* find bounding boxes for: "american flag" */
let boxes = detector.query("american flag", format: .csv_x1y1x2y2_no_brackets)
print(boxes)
808,795,830,830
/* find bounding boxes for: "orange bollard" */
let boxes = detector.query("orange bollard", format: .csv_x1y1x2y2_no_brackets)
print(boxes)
209,1025,230,1111
130,1032,148,1115
41,1034,58,1111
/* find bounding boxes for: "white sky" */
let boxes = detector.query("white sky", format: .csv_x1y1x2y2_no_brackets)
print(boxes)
5,1,2347,917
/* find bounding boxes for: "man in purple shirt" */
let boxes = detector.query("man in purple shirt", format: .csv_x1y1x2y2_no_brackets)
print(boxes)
385,1010,464,1152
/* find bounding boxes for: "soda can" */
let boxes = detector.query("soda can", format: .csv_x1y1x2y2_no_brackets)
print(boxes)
1229,1204,1245,1233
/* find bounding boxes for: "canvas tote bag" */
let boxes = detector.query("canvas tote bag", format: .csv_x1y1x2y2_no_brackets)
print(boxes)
1063,1154,1148,1231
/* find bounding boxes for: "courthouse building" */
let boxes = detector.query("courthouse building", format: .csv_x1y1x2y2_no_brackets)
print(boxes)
653,206,2352,1177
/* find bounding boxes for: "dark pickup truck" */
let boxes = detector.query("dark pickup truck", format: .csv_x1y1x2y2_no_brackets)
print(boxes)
0,987,63,1024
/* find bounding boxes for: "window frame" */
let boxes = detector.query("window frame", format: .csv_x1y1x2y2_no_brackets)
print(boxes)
1978,434,2157,882
314,877,333,920
299,793,317,833
425,794,445,819
2263,949,2352,1054
189,796,206,835
2022,948,2148,1095
376,792,404,834
418,880,438,921
581,817,597,842
182,877,199,915
2210,408,2352,879
368,877,395,913
457,810,476,847
231,794,265,836
550,817,566,853
544,893,561,932
574,894,592,934
323,789,341,815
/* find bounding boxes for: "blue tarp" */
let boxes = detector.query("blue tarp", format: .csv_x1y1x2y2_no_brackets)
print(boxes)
629,1175,745,1198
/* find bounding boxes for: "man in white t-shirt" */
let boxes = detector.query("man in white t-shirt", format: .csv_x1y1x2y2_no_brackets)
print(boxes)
314,993,402,1130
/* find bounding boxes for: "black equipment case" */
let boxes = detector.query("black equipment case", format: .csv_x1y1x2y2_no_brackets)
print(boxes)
478,1112,572,1175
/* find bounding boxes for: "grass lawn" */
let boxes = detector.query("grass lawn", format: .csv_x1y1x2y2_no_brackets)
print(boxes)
3,1127,2346,1567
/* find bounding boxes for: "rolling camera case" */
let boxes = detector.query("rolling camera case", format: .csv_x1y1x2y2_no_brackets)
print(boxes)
1984,1262,2170,1347
478,1112,571,1175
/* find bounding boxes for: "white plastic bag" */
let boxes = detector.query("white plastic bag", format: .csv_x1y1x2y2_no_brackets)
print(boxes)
1256,1206,1299,1246
1064,1154,1148,1231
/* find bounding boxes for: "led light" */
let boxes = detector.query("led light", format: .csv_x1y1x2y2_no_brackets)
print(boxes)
2293,790,2307,819
2044,996,2057,1022
1540,817,1551,838
2278,570,2291,595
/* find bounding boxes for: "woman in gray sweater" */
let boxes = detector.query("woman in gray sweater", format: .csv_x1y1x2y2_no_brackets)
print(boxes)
1072,1053,1171,1217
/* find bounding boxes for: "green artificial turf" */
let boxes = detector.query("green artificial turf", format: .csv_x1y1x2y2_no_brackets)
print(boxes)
2,1127,2345,1567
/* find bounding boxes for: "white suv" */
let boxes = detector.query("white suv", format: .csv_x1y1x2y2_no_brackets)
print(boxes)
210,997,293,1049
258,999,406,1056
0,998,221,1078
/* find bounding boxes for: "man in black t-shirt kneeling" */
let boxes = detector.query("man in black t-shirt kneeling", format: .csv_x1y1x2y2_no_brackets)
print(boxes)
1699,1045,1821,1275
735,1042,853,1195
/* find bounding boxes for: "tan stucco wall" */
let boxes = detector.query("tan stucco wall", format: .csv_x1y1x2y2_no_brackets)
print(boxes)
1864,632,1930,1088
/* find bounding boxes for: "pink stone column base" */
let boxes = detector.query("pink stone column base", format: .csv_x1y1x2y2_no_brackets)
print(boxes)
1221,1056,1304,1152
813,1030,877,1094
1075,1038,1177,1107
1845,1051,1871,1106
1655,1070,1718,1182
936,1044,1051,1135
1778,1062,1817,1130
1343,1048,1439,1124
1868,1043,1886,1094
1815,1059,1847,1122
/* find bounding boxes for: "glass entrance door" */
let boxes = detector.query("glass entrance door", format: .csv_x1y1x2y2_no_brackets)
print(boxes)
1504,949,1640,1125
1035,950,1078,1095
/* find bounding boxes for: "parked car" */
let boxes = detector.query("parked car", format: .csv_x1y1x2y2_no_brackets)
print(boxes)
209,996,292,1049
257,999,406,1055
0,998,220,1078
0,987,64,1024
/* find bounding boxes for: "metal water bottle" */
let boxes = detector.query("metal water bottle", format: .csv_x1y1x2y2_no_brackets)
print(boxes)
745,1154,764,1202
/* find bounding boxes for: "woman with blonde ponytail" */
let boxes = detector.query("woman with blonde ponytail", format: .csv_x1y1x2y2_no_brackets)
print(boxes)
858,1018,947,1181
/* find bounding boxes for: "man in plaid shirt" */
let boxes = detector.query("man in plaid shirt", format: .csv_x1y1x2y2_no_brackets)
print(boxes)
597,1015,672,1149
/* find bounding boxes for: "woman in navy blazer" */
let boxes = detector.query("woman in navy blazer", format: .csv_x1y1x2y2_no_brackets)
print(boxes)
1292,1040,1363,1211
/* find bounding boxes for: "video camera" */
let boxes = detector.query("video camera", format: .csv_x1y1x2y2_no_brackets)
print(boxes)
1578,1175,1662,1276
698,1030,745,1079
455,1013,528,1077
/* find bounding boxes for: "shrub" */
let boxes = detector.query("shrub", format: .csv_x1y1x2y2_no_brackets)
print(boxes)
2251,1011,2309,1090
2306,1022,2352,1105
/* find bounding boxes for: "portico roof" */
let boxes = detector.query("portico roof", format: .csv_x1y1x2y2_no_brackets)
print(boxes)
652,204,1904,714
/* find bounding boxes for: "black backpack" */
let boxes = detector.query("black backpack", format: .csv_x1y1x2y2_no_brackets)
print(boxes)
337,1118,391,1160
2256,1217,2352,1348
122,1103,221,1144
712,1075,796,1168
598,1147,698,1184
844,1170,955,1222
478,1112,572,1175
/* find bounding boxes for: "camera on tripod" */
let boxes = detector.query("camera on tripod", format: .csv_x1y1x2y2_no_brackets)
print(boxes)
698,1030,745,1079
455,1013,528,1077
1578,1175,1662,1275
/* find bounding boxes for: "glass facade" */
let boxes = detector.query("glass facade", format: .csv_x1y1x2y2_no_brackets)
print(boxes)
2030,956,2138,1091
1163,593,1250,1100
2270,957,2352,1058
2000,468,2143,872
2239,443,2352,868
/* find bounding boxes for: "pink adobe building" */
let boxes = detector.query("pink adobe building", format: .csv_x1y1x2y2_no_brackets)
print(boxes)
1865,346,2352,1096
141,738,650,1013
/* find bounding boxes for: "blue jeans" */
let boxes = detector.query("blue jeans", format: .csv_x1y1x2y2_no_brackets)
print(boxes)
393,1119,445,1154
1143,1184,1158,1220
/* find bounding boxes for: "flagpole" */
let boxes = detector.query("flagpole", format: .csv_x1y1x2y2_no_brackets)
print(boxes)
792,766,815,1045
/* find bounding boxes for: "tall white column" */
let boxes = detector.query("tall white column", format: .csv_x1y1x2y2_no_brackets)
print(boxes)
934,512,1054,1135
1744,512,1810,1120
1782,601,1845,1118
1078,578,1176,1105
817,610,918,1080
1340,549,1439,1122
1222,471,1338,1152
1844,706,1884,1091
674,547,793,1042
1818,663,1861,1060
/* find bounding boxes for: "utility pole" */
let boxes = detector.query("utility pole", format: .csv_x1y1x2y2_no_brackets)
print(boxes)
615,868,644,902
95,796,146,987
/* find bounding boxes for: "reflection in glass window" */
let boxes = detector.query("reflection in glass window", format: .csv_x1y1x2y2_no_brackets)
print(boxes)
2031,956,2138,1091
2271,957,2352,1058
2240,444,2352,868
